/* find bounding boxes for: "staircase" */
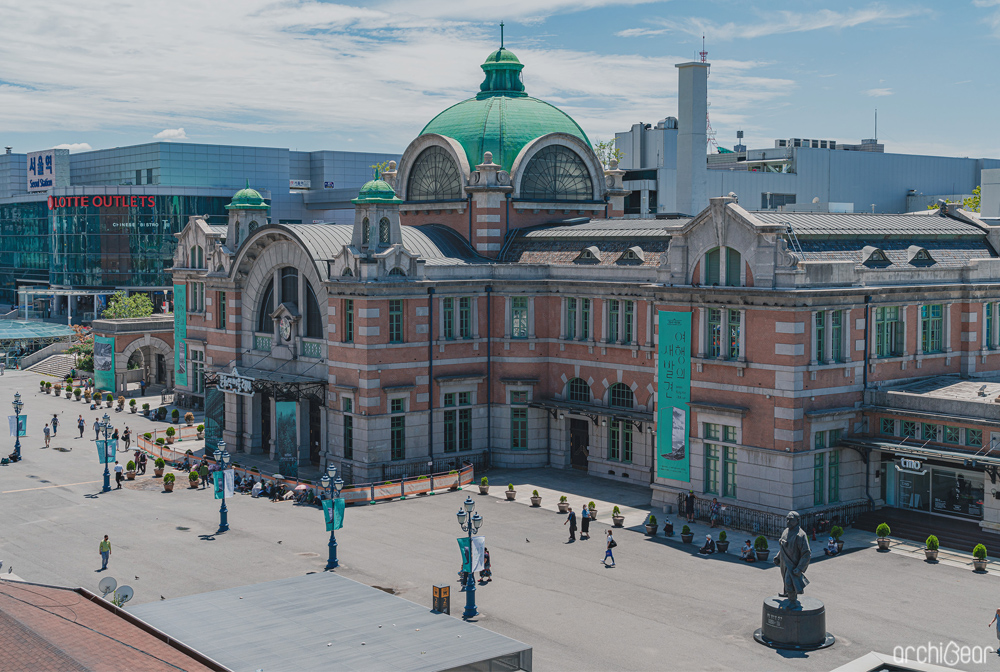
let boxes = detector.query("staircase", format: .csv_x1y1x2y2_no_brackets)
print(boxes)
854,508,1000,557
27,354,77,379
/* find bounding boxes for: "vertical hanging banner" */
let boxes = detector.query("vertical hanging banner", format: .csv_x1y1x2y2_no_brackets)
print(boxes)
323,497,345,531
204,388,224,451
275,400,298,478
657,310,692,482
173,284,187,388
213,469,235,499
96,439,117,464
93,336,115,393
8,415,26,437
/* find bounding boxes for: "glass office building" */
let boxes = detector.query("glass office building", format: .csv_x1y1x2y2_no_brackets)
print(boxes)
0,142,398,313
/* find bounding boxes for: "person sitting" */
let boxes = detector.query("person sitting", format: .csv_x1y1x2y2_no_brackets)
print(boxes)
824,537,839,556
251,480,263,498
178,456,192,472
741,540,755,562
698,534,716,555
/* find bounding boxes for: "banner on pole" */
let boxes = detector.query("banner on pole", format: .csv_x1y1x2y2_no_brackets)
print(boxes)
8,415,26,437
213,469,234,499
96,439,117,464
457,536,486,573
323,497,345,531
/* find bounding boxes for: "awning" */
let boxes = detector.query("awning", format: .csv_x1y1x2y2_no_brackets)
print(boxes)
843,438,1000,483
205,366,325,403
530,399,654,430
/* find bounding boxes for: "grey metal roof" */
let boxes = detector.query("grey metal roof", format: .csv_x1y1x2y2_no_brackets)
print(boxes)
129,573,531,672
751,211,985,237
286,224,483,264
207,224,227,235
523,218,684,239
798,239,996,268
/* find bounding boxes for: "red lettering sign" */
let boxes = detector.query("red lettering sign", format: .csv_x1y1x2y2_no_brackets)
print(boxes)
48,196,155,210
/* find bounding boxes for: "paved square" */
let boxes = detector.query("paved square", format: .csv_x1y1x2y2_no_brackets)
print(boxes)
1,368,998,671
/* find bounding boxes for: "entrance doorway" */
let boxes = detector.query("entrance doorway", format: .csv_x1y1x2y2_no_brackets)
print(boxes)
570,419,589,470
155,354,166,384
261,394,272,457
309,399,321,466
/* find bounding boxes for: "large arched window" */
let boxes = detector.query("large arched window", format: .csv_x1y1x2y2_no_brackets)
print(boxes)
703,247,742,287
568,378,591,403
257,278,274,333
520,145,592,201
407,146,462,201
361,217,370,246
305,280,322,339
609,383,634,409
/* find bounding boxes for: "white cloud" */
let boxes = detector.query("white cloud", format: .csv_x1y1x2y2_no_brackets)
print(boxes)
154,128,188,141
615,27,668,38
866,88,893,97
52,142,92,153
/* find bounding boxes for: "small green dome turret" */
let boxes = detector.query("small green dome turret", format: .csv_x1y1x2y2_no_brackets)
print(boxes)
352,176,402,204
226,179,269,210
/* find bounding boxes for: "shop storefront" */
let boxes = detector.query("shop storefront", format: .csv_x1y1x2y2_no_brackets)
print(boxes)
881,453,985,521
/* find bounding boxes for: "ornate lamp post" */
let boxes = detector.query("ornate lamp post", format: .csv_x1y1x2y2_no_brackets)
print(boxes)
11,391,22,461
456,495,483,620
215,440,231,533
320,464,344,570
100,413,112,493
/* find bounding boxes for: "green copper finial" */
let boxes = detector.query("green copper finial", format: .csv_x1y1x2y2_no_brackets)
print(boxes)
245,178,250,189
500,21,504,49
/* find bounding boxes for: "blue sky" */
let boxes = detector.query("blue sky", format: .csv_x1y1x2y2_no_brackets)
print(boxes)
0,0,997,159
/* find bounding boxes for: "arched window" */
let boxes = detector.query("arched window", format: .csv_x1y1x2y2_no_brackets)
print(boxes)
248,220,259,235
189,245,204,269
341,267,354,277
609,383,634,409
361,217,370,246
305,280,322,339
407,146,462,201
280,267,298,305
703,247,742,287
568,378,591,403
388,267,406,277
520,145,592,201
379,217,390,245
257,278,274,333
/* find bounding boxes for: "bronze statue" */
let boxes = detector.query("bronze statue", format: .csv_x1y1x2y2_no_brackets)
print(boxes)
773,511,811,608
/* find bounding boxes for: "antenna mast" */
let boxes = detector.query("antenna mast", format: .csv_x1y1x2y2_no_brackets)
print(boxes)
700,36,718,152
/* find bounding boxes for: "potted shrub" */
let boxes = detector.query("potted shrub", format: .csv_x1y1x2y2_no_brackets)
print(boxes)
250,466,259,474
612,505,625,528
126,460,136,480
117,395,125,410
39,380,46,392
530,489,542,507
142,402,150,416
54,382,62,395
717,530,730,553
185,411,194,426
143,432,152,440
163,472,175,492
925,535,939,562
754,535,770,562
129,399,137,413
155,437,165,446
505,483,516,501
680,525,694,544
588,501,597,520
84,389,92,402
157,407,167,421
479,476,489,495
831,526,845,554
645,514,658,536
171,408,180,424
65,387,73,399
448,470,459,490
973,544,989,572
558,495,569,513
188,471,200,488
45,381,52,394
153,457,165,478
165,426,176,444
74,387,82,400
196,424,204,439
105,393,113,408
876,523,891,551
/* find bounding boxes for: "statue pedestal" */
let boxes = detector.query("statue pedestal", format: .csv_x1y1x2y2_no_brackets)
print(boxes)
753,595,834,651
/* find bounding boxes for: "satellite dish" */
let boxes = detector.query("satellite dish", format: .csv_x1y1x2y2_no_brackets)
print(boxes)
115,586,134,604
98,577,117,597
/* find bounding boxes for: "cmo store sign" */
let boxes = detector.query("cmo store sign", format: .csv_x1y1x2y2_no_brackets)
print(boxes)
897,456,926,475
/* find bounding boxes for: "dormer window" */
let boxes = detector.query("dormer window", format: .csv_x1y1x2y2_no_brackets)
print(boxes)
907,245,934,265
379,217,390,245
362,217,370,246
618,246,644,263
704,247,741,286
862,246,890,266
576,246,601,263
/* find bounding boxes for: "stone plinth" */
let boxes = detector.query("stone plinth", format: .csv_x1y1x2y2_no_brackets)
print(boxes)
753,595,834,651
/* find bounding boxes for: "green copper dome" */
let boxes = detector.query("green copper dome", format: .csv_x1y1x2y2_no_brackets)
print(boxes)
352,177,402,204
419,47,591,173
226,180,269,210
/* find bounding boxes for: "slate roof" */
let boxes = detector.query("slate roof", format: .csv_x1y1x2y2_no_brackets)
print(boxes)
797,239,997,269
751,211,985,237
503,218,674,266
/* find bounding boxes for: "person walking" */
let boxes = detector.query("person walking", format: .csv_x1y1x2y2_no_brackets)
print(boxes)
580,504,591,540
138,452,147,475
479,548,492,584
0,360,6,375
77,415,85,439
93,417,101,441
603,529,616,567
709,497,720,528
140,379,146,396
99,535,111,570
685,490,696,524
564,506,577,542
113,461,124,489
199,462,210,489
43,423,51,448
990,608,1000,653
50,414,58,437
122,427,131,451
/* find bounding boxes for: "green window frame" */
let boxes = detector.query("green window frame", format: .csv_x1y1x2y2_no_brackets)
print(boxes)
391,398,405,414
511,408,528,449
444,392,455,407
608,300,620,342
922,423,938,442
944,426,960,444
814,431,826,450
389,299,403,343
813,453,825,506
390,416,405,460
443,298,454,339
218,291,226,329
704,423,720,440
707,308,722,357
609,420,620,460
968,428,983,447
880,418,895,436
580,299,590,340
459,409,472,451
704,445,719,494
723,425,737,443
344,299,354,343
727,309,740,360
566,298,577,340
722,446,737,498
343,397,353,461
443,410,457,453
705,248,721,285
511,297,528,338
829,428,842,447
830,310,842,362
828,451,840,503
459,391,470,405
815,311,825,362
921,304,943,353
725,248,742,287
459,298,471,338
902,421,916,438
624,301,634,343
875,306,902,357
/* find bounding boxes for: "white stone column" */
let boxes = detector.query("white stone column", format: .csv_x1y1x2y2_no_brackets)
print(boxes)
738,308,747,362
810,310,819,365
992,302,999,350
527,296,535,339
900,305,909,356
842,308,853,363
697,307,706,357
916,305,924,356
559,298,567,339
944,303,953,353
824,310,834,364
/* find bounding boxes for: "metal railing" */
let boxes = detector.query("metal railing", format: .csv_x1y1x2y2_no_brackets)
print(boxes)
301,340,323,358
381,451,490,481
678,494,871,539
253,334,272,352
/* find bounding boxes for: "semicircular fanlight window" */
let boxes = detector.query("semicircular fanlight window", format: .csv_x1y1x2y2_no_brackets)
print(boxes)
520,145,592,201
407,146,462,201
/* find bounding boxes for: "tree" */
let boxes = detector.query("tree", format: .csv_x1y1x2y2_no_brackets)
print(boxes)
964,185,981,213
102,291,153,320
370,161,393,179
593,139,624,169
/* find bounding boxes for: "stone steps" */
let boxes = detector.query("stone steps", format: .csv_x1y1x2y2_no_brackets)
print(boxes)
27,354,77,379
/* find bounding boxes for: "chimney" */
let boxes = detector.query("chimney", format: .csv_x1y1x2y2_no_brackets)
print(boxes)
675,62,709,216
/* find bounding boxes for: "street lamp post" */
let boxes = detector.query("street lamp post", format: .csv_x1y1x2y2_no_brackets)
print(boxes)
320,464,344,570
100,413,112,493
215,440,231,533
11,391,22,461
456,495,483,620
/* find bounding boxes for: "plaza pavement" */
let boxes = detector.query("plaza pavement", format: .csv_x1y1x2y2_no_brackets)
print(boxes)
1,368,998,671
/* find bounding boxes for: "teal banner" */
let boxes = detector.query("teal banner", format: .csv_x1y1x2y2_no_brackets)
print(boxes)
276,400,298,478
323,497,345,531
656,310,691,482
93,336,115,393
97,438,117,464
205,388,224,451
173,284,187,388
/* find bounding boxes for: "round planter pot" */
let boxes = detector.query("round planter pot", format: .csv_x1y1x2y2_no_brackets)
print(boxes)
164,482,174,492
973,559,988,572
644,525,658,536
197,433,204,440
479,486,489,495
836,540,845,553
876,537,891,551
189,480,199,489
680,533,694,544
166,437,175,444
130,407,136,413
530,496,542,507
717,541,730,554
143,410,149,417
557,502,569,513
505,490,516,501
756,550,770,562
65,391,72,399
612,516,625,528
924,549,939,562
126,472,135,480
154,468,164,478
186,421,193,427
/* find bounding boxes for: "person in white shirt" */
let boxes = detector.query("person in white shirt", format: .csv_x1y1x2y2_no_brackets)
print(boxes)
252,480,263,498
113,461,124,489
